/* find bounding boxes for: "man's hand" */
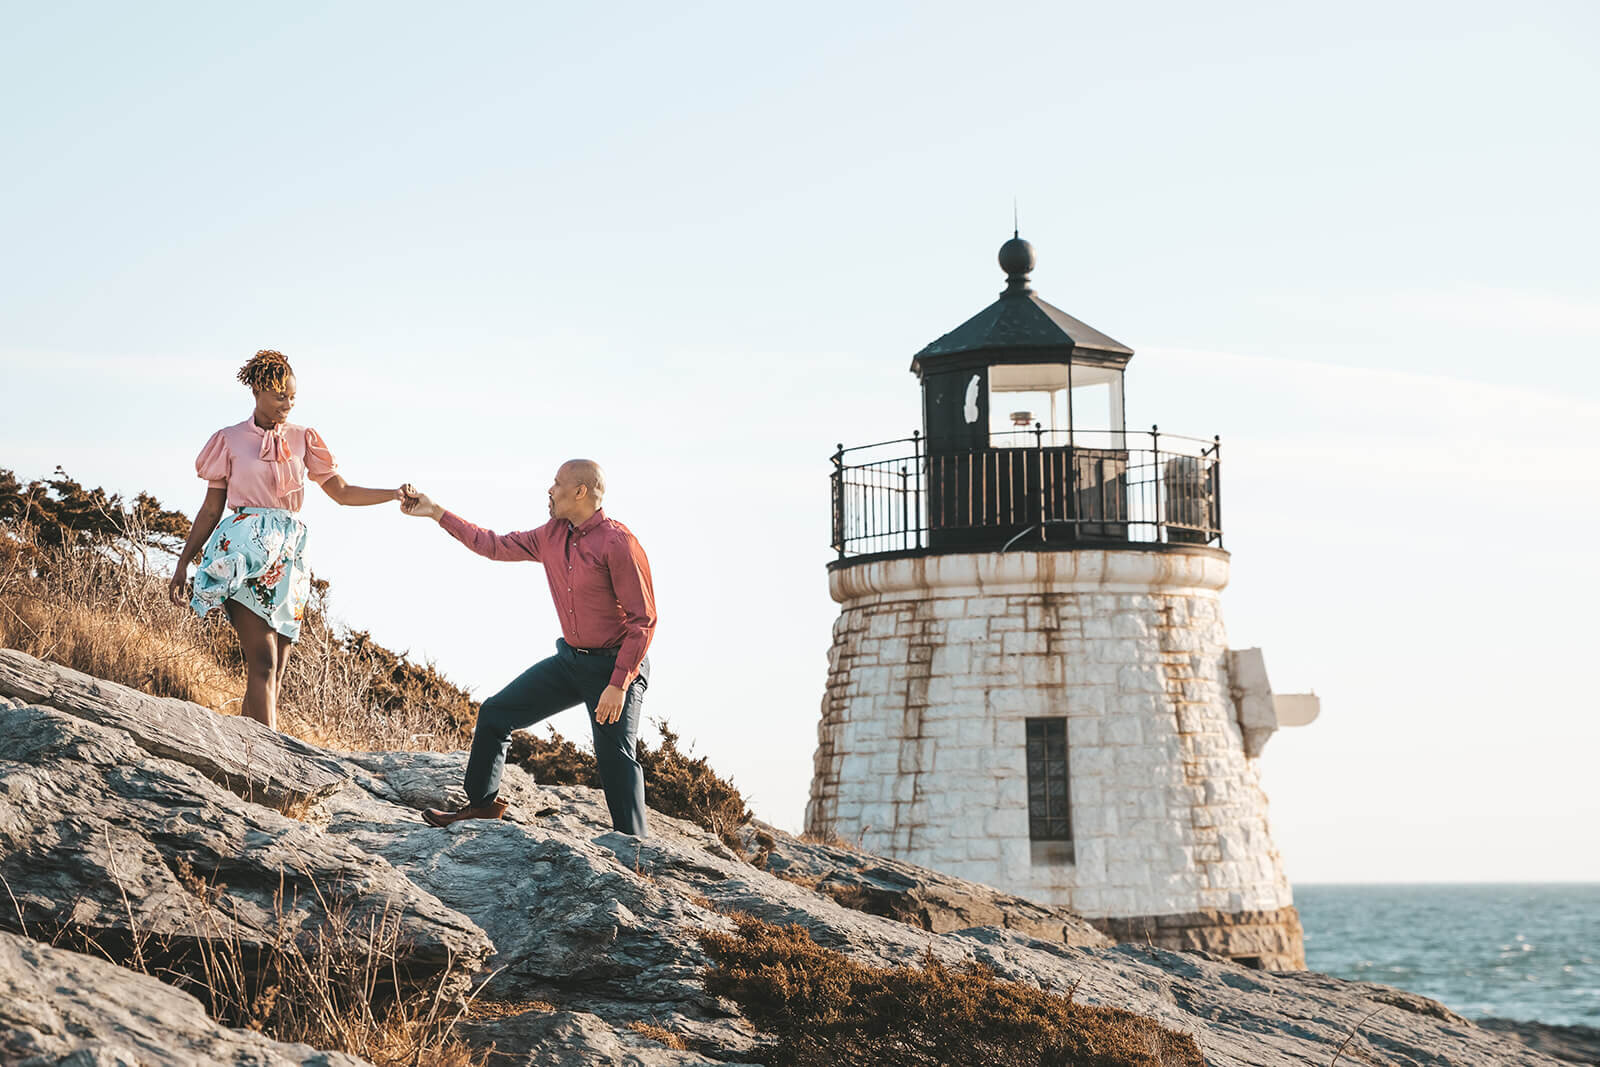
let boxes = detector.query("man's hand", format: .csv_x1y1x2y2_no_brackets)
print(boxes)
399,484,443,521
594,684,626,725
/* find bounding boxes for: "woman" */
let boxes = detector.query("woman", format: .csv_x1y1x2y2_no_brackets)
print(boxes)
167,349,403,730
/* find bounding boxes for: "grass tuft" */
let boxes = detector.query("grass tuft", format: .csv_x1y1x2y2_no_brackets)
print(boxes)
627,1020,689,1050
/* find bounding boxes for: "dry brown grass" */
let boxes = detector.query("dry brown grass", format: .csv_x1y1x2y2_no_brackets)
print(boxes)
798,829,856,849
627,1020,688,1050
9,860,487,1067
1,592,246,710
463,998,557,1019
0,503,475,754
700,912,1204,1067
0,502,245,709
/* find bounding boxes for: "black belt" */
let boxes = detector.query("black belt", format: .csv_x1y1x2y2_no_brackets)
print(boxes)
570,644,620,656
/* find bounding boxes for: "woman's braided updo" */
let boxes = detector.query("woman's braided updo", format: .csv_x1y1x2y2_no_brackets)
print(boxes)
237,349,294,392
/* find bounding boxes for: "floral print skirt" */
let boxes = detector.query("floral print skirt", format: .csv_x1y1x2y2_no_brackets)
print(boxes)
190,507,312,641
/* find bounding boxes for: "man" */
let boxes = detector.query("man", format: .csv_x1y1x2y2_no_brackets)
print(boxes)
400,459,657,835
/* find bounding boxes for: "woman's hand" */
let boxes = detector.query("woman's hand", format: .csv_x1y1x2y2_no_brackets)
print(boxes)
168,566,188,606
399,485,442,521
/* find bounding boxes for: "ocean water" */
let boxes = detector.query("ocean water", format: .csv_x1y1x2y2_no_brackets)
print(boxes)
1296,884,1600,1027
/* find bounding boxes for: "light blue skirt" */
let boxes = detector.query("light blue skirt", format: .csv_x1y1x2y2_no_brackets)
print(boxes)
190,507,313,641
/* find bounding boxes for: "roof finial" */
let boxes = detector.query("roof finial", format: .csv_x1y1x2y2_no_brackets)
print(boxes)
997,228,1035,296
1013,197,1019,240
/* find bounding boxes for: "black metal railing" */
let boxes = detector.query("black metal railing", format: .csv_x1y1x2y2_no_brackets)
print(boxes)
830,426,1222,561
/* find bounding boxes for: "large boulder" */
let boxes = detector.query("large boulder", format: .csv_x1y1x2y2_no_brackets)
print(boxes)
0,648,346,812
739,818,1109,947
0,704,492,998
0,653,1571,1066
1478,1018,1600,1065
319,752,1563,1067
0,930,371,1066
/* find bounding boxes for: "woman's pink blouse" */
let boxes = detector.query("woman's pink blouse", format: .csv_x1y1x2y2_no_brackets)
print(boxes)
194,418,339,512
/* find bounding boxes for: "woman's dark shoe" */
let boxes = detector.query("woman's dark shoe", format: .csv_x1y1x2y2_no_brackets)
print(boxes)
421,797,509,827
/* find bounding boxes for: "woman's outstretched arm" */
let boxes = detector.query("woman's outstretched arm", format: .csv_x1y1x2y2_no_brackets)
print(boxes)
319,474,404,507
168,486,228,605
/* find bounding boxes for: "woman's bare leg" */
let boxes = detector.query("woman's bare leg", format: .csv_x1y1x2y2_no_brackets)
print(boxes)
273,632,293,715
225,600,280,730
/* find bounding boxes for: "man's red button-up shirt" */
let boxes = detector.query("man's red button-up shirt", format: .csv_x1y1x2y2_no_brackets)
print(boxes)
439,508,657,689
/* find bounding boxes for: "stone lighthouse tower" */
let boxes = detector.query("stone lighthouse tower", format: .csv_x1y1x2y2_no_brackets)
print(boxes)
806,234,1315,970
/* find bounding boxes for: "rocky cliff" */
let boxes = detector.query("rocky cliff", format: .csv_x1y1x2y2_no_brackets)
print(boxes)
0,649,1581,1066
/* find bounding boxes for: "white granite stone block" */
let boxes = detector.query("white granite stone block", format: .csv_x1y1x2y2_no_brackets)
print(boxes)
1111,613,1150,637
1103,718,1142,745
929,644,973,676
1002,630,1050,655
1018,656,1065,687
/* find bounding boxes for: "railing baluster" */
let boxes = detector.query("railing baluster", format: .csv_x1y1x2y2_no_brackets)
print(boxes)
900,466,909,551
1150,424,1161,544
913,430,923,550
1212,435,1223,548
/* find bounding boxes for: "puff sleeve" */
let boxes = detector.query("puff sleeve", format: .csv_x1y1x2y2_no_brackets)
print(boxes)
195,430,231,488
303,427,339,485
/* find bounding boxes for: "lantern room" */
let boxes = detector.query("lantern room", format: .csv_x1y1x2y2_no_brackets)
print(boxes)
912,233,1132,455
830,235,1222,559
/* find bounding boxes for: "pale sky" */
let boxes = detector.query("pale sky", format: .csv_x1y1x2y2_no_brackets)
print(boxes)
3,2,1597,882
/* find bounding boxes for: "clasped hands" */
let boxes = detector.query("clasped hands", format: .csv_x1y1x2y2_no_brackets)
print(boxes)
397,483,442,521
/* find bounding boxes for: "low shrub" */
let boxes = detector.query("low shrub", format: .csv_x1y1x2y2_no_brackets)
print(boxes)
507,722,751,848
699,913,1204,1067
638,723,751,850
506,725,597,785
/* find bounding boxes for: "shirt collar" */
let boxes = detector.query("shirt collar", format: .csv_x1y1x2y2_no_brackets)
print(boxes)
570,509,606,536
240,415,289,438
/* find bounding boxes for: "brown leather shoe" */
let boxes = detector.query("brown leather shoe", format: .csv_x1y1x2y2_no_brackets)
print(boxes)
421,797,509,827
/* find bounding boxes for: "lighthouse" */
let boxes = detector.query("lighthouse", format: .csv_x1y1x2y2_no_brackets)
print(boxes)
806,234,1316,970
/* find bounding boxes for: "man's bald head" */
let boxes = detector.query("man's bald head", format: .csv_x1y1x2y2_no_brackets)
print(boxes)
548,459,607,523
560,459,606,502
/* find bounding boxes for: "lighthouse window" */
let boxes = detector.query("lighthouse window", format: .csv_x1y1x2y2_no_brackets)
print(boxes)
1025,717,1071,842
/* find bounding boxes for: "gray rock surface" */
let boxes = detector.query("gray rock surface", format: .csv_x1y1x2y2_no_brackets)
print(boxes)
1481,1018,1600,1064
0,704,492,998
321,753,1563,1066
0,929,371,1066
0,651,1578,1066
739,817,1109,947
0,648,347,812
454,1006,754,1066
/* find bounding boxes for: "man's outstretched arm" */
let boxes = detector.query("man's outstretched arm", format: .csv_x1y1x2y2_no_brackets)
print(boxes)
400,485,542,562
